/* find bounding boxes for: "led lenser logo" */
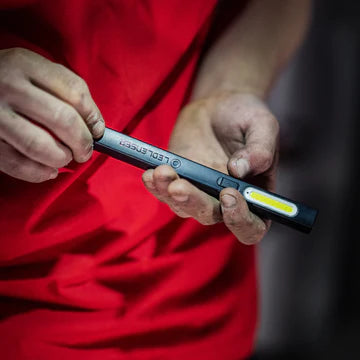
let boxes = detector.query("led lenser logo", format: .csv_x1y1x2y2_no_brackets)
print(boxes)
244,187,298,217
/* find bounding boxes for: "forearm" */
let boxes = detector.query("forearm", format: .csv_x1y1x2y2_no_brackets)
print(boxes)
192,0,311,100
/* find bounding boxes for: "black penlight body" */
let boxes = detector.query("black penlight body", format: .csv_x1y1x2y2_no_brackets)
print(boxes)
94,127,318,233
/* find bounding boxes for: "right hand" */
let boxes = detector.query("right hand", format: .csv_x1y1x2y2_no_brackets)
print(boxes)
0,47,105,183
143,93,278,245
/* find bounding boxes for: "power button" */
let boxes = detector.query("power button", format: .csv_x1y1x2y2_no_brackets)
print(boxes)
217,177,239,189
170,158,181,169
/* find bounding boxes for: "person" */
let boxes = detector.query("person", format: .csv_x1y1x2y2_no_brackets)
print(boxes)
0,0,310,359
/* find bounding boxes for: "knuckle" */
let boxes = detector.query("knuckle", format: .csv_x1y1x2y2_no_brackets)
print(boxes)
169,204,189,218
153,194,170,204
241,233,262,245
253,224,267,240
0,49,28,96
52,152,70,168
225,210,252,229
71,76,88,92
54,62,68,73
260,112,279,134
86,111,101,126
225,216,240,228
63,112,78,130
253,147,273,170
54,106,79,131
257,145,273,160
197,209,217,226
78,131,93,151
244,224,267,244
0,103,11,120
66,76,90,109
23,136,49,158
0,78,17,102
236,219,267,245
0,69,16,88
261,149,274,167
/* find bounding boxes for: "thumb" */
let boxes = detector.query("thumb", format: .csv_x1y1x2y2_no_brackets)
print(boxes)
227,114,279,178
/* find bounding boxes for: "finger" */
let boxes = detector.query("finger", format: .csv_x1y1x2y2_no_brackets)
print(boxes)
0,139,58,183
0,105,72,168
228,113,279,178
143,166,192,218
142,169,157,192
151,165,180,201
142,167,190,218
167,178,222,225
9,82,94,163
142,165,179,201
220,187,268,245
143,165,222,223
12,48,105,138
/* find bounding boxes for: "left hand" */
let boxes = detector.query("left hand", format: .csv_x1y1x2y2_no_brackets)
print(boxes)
142,92,279,245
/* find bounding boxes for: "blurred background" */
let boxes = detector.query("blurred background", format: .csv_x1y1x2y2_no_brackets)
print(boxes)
252,0,360,358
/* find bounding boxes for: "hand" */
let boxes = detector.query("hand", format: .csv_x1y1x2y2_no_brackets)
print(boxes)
142,93,279,245
0,48,105,183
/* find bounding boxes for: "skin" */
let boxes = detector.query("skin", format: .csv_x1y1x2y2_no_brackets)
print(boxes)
143,0,311,245
0,0,310,245
142,93,278,245
0,48,105,182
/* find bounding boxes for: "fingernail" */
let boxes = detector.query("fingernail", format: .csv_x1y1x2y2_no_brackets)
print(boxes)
91,120,105,138
221,194,236,208
49,169,58,180
236,158,250,178
172,194,189,202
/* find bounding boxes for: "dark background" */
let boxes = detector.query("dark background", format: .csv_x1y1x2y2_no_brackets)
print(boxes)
252,0,360,358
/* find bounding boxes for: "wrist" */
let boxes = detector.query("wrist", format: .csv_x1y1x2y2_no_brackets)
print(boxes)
191,67,271,101
188,91,266,114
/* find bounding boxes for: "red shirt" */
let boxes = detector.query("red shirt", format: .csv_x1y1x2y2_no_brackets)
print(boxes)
0,1,257,359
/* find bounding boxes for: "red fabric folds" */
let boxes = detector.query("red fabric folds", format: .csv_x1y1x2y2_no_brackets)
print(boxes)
0,1,257,359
